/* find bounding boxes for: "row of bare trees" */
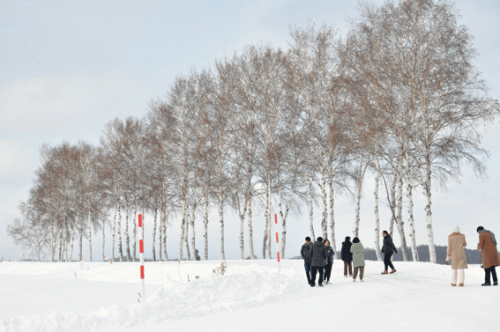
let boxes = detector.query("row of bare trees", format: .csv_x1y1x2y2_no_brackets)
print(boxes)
9,0,498,263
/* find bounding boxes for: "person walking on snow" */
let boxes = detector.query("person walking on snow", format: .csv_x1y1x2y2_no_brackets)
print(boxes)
324,239,334,285
381,231,397,274
350,237,365,282
446,226,468,287
341,236,353,278
477,226,500,286
301,237,313,285
308,237,328,287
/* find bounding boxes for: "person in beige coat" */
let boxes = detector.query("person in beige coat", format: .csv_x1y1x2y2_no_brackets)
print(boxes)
446,226,468,287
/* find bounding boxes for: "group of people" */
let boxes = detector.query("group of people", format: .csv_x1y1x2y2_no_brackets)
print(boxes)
300,236,334,286
446,226,499,287
300,234,370,286
300,226,499,287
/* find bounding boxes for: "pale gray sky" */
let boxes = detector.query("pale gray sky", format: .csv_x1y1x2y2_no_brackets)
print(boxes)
1,0,499,261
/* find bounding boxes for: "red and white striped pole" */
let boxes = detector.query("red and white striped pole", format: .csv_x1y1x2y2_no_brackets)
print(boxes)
275,214,281,273
139,214,145,300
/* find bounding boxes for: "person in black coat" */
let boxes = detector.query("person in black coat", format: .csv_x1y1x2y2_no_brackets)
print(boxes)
381,231,397,274
341,236,353,277
300,237,313,285
308,237,328,287
324,239,334,285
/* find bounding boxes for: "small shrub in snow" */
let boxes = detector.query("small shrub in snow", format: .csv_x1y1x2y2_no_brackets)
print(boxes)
212,261,228,276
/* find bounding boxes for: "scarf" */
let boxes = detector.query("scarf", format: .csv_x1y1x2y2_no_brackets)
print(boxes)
479,229,497,247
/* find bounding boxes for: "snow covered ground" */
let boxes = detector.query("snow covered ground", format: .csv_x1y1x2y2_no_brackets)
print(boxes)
1,259,499,332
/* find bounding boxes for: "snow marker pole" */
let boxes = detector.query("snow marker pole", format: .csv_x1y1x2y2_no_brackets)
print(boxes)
139,214,145,301
275,214,280,273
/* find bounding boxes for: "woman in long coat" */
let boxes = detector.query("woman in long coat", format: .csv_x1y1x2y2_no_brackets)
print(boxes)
477,226,500,286
446,226,468,287
350,237,365,282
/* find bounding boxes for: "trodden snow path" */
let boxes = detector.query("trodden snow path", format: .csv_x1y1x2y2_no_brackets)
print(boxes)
1,260,499,332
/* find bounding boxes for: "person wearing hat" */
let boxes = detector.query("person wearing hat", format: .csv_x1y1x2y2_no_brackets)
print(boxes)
446,226,468,286
477,226,500,286
308,236,328,287
301,236,313,285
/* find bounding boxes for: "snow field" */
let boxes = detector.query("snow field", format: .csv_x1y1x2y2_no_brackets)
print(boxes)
1,260,499,332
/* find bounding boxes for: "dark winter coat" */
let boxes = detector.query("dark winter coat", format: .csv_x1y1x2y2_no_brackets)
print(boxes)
381,234,397,254
301,243,312,265
325,245,334,265
309,240,328,267
341,241,353,263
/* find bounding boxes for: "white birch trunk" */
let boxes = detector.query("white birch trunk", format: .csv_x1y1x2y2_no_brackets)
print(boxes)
320,172,328,239
58,226,63,262
178,202,187,263
203,196,209,260
79,219,83,262
219,188,225,260
389,173,397,236
277,180,293,259
373,153,383,261
267,178,272,259
88,210,92,262
152,207,157,261
328,178,336,258
125,204,131,262
279,195,292,260
395,158,409,261
112,203,117,261
239,199,245,260
117,199,123,262
263,176,270,259
404,155,419,262
353,157,364,237
69,226,76,262
190,205,196,261
102,216,105,262
423,156,437,263
307,168,315,239
162,209,168,261
133,201,137,262
50,221,55,262
248,197,255,259
185,212,191,261
407,179,419,262
159,204,163,261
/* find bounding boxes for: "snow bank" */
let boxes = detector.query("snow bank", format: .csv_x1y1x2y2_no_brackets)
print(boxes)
1,261,300,332
1,260,499,332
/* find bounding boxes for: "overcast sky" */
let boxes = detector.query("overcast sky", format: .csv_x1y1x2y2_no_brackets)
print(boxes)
1,0,499,261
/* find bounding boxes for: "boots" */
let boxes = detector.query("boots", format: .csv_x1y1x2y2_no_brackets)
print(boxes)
459,283,464,287
390,269,397,274
451,283,456,287
381,271,388,275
